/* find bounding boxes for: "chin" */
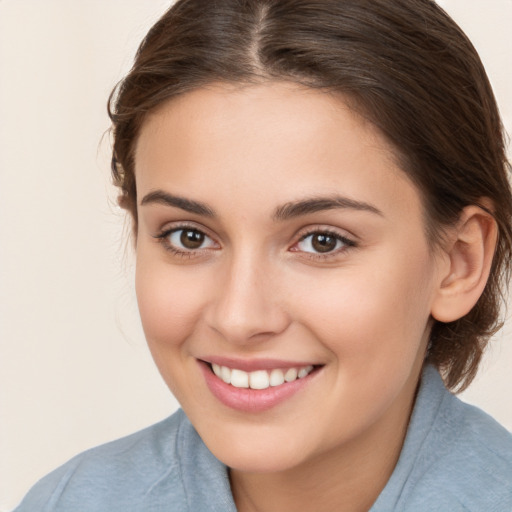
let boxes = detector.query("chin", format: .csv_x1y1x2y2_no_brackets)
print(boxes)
215,444,306,474
196,421,318,474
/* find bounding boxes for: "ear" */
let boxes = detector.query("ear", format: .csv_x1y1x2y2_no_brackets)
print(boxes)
431,204,497,323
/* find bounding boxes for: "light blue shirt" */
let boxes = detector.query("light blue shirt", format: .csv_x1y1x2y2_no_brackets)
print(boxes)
14,366,512,511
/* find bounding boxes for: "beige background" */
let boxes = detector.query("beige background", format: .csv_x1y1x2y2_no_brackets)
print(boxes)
0,1,511,510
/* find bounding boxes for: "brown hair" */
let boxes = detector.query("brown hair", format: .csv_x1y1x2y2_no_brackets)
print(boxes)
108,0,512,391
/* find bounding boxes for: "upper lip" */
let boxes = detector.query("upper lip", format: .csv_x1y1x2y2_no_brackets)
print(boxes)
200,356,321,372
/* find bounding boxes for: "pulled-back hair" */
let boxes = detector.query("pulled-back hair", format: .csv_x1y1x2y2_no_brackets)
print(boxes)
108,0,512,391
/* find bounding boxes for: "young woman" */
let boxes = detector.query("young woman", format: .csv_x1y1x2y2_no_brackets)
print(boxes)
15,0,512,510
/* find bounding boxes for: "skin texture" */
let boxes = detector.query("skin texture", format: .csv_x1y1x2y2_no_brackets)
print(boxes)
133,83,494,512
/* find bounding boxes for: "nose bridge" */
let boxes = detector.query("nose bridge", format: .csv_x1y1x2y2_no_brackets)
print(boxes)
207,245,289,343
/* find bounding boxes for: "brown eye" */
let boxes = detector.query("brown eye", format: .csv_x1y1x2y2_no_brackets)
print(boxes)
165,228,216,251
180,229,205,249
296,231,353,255
311,233,337,253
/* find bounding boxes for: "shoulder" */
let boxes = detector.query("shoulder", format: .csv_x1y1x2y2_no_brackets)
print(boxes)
402,368,512,511
13,410,191,512
413,399,512,510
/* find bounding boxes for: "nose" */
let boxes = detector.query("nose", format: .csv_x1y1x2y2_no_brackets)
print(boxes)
205,250,290,345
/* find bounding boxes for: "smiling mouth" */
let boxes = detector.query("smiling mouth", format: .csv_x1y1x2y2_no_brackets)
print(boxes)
200,360,323,412
207,362,318,390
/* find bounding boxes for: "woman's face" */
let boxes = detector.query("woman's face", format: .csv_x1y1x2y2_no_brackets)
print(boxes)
134,83,445,473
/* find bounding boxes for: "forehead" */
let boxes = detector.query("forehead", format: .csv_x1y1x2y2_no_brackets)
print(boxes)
134,82,423,223
136,82,394,161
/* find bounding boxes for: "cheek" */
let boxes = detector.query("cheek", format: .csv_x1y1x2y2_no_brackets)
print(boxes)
135,257,205,348
135,256,212,404
291,247,435,363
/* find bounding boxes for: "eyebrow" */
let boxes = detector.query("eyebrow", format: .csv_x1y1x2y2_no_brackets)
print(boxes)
140,190,215,217
273,196,383,221
140,190,383,220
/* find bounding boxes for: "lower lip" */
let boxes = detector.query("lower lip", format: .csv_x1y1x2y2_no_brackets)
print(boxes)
199,361,318,413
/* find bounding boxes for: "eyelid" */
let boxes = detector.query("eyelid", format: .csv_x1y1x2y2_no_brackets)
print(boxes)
168,228,217,249
152,222,356,260
154,220,216,239
294,224,356,243
289,225,357,257
153,221,220,256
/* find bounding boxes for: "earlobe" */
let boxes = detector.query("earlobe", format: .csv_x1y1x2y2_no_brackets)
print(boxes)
431,204,497,323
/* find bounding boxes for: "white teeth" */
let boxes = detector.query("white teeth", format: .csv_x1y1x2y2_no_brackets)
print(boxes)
221,366,231,384
249,370,270,390
230,369,249,388
269,369,285,387
298,365,314,378
284,368,298,382
212,363,222,378
211,364,314,389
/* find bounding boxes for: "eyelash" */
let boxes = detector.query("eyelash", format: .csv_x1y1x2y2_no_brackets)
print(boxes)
153,225,357,260
154,224,218,258
292,229,357,260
